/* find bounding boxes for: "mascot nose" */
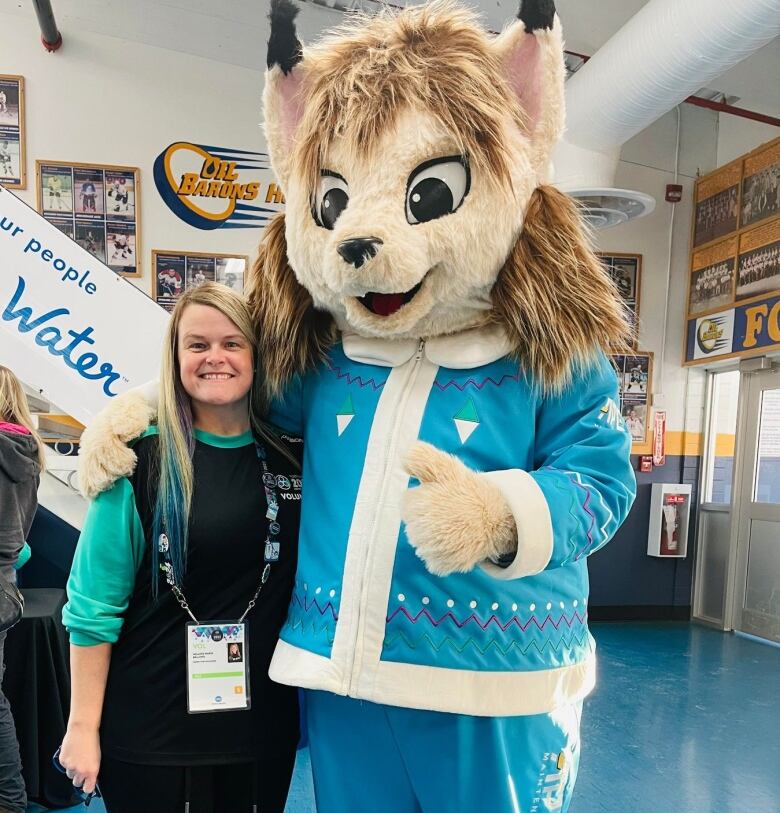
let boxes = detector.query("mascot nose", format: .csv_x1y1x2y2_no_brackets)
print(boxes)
337,237,383,269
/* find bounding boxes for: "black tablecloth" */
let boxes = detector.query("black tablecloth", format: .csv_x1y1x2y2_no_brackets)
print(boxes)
4,588,80,808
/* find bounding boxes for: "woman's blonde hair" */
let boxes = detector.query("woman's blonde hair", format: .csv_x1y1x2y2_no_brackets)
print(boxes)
153,282,295,591
0,365,46,470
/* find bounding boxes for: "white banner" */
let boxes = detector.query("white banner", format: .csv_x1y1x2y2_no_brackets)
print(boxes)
0,185,168,424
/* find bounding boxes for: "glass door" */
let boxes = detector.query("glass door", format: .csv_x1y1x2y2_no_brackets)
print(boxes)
728,366,780,644
693,370,740,627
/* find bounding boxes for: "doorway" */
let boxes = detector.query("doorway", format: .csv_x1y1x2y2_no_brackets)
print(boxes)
727,365,780,644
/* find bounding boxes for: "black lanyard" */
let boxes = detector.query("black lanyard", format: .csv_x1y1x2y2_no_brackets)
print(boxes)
158,438,282,624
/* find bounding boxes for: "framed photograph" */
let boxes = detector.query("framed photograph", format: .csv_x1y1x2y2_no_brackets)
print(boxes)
741,139,780,229
687,236,737,316
0,75,26,189
599,253,641,345
735,218,780,302
611,351,653,452
36,160,141,277
693,160,741,248
153,250,248,311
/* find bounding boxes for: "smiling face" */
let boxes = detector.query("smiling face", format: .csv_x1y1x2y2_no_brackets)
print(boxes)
177,304,254,414
284,107,535,339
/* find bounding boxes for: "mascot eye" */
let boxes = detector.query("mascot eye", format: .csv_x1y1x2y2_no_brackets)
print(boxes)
406,156,470,225
313,172,349,230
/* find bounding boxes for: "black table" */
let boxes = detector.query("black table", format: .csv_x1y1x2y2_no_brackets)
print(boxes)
4,588,80,808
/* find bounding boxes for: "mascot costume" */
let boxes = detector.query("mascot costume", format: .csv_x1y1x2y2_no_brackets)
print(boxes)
79,1,636,809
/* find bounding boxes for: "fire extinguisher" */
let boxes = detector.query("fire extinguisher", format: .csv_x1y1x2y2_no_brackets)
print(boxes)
660,499,680,555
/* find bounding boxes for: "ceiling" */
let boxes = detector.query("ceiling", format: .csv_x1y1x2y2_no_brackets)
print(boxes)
3,0,779,116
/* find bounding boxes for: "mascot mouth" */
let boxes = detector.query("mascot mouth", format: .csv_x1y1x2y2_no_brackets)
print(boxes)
357,281,423,317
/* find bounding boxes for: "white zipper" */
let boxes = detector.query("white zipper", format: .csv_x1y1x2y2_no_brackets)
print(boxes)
346,339,425,695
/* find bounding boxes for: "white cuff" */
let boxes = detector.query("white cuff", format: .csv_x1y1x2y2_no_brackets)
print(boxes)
478,469,553,580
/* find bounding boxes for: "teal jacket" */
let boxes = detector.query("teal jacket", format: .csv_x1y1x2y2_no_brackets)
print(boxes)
266,327,636,717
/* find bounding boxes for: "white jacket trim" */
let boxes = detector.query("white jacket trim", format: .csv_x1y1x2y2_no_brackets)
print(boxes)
328,353,440,697
269,638,596,717
479,469,554,580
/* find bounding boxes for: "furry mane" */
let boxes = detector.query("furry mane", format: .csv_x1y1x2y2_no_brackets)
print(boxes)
293,1,526,193
246,213,334,399
248,190,630,397
491,185,631,390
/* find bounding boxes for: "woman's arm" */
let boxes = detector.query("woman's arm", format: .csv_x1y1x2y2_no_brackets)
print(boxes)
60,476,146,793
58,643,112,794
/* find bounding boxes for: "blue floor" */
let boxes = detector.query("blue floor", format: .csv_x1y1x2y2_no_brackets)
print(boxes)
28,622,780,813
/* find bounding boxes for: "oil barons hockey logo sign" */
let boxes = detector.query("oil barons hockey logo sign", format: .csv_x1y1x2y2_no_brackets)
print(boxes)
153,142,284,230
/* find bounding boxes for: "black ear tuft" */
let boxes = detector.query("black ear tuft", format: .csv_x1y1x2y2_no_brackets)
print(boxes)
267,0,303,75
518,0,556,32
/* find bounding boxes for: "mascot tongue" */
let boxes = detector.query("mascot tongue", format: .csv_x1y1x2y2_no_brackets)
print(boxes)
371,293,405,316
361,282,423,317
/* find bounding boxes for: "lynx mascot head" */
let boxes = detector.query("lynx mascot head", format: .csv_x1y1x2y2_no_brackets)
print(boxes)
251,0,628,396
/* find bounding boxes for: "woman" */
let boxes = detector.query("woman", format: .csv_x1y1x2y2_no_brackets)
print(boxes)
59,284,301,813
0,365,44,813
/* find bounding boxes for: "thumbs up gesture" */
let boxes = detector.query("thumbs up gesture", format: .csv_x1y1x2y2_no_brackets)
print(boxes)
401,441,517,577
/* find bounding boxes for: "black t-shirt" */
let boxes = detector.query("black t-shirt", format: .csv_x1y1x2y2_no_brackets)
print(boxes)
100,428,301,765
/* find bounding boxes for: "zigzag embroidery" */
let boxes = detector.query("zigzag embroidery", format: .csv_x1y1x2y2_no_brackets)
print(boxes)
434,371,522,392
542,467,596,560
553,478,580,565
383,628,589,657
325,357,386,390
290,592,339,620
554,469,614,559
287,615,336,644
386,606,587,632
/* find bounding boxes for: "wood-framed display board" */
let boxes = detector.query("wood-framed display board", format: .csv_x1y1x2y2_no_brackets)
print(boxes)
0,75,26,189
612,351,654,454
684,136,780,366
36,160,141,278
599,252,642,347
152,250,248,311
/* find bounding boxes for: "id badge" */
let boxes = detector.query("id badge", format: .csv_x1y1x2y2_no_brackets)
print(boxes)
186,622,251,714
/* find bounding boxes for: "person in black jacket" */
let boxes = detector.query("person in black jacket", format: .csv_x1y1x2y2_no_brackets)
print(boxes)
0,365,44,813
59,284,301,813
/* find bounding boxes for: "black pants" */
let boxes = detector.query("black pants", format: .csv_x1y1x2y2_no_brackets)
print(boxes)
0,631,26,813
99,750,296,813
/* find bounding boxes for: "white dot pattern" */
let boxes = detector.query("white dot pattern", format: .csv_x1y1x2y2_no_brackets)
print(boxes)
447,599,455,608
398,594,405,602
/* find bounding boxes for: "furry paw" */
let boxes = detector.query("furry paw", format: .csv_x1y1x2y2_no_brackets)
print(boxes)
77,390,156,499
401,441,516,577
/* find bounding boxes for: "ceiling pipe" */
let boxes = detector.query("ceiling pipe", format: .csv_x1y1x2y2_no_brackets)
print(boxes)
683,96,780,128
32,0,62,52
563,51,780,128
564,0,780,153
555,0,780,227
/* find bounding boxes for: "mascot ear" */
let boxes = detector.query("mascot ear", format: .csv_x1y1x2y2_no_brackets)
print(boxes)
492,0,565,178
263,0,305,189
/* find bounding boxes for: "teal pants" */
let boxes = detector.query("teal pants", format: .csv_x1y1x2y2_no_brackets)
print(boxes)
306,689,582,812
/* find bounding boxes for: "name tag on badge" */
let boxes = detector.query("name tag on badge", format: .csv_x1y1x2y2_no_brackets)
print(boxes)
186,622,251,714
264,541,280,562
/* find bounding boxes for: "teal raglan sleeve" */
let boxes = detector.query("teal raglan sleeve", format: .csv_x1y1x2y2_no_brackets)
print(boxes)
62,477,146,646
481,353,637,579
267,375,305,436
